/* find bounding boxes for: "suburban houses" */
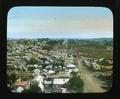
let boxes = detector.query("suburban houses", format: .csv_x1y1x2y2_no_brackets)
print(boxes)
7,39,113,93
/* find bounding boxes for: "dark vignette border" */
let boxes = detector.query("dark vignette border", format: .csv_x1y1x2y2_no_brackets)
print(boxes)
0,0,119,99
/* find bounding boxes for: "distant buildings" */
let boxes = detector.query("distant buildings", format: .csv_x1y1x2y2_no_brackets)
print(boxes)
7,39,112,93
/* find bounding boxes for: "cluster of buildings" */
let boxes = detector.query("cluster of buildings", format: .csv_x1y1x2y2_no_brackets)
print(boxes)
7,39,80,93
7,39,113,92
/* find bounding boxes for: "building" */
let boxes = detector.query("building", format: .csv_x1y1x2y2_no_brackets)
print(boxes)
66,63,76,72
32,75,44,92
15,78,30,88
53,78,70,88
92,62,101,70
16,86,24,93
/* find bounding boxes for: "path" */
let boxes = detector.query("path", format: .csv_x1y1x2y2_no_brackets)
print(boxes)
77,58,106,93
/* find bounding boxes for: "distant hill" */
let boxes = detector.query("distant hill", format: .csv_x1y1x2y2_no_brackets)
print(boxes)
87,38,113,42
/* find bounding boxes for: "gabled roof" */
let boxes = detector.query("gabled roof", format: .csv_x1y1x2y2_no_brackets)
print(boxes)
43,80,53,84
15,81,28,86
53,78,69,85
66,63,75,68
16,87,24,93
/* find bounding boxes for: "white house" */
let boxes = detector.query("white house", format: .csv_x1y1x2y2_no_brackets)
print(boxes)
33,75,44,92
38,83,44,92
34,75,43,83
61,88,67,93
53,78,69,86
45,65,52,70
84,60,91,67
66,63,76,68
66,63,76,72
47,70,55,75
34,64,38,68
16,86,24,93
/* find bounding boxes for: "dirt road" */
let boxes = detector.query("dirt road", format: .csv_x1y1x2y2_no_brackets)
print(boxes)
77,58,106,93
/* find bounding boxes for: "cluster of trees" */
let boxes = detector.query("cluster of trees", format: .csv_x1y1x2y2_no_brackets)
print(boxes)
63,71,84,93
22,82,41,93
7,71,17,88
67,39,113,49
69,76,84,93
26,58,38,65
8,38,113,50
42,39,64,51
97,59,110,66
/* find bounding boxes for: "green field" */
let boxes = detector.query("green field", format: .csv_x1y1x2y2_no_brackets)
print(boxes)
79,48,113,59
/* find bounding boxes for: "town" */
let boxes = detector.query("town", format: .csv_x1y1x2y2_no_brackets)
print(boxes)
7,38,113,93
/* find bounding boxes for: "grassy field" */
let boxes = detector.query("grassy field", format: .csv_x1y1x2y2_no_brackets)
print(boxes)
79,48,113,59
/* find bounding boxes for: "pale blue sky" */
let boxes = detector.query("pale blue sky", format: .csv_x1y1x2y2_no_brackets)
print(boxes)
7,7,113,39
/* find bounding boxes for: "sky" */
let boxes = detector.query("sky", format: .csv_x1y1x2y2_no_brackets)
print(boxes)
7,7,113,39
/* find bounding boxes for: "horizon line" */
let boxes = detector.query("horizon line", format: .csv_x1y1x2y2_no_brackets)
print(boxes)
7,37,113,40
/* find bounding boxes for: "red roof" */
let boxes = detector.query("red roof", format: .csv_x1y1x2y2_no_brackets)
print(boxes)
15,81,28,86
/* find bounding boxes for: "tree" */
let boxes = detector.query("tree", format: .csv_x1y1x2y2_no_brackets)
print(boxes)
59,58,65,71
22,82,41,93
27,58,38,65
69,76,84,93
28,66,36,71
97,59,109,66
7,71,17,87
71,71,78,77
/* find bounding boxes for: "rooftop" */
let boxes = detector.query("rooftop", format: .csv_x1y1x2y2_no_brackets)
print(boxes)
66,63,76,68
53,78,69,85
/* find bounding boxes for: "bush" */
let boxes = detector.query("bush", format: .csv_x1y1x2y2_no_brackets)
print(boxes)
27,58,38,65
7,71,17,86
97,59,109,66
69,76,84,92
71,71,78,77
22,82,41,93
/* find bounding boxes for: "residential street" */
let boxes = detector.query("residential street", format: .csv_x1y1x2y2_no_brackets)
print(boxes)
77,58,107,93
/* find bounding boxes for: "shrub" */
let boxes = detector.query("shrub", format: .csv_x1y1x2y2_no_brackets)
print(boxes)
22,82,41,93
69,76,84,92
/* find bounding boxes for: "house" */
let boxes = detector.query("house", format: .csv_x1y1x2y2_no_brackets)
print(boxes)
101,65,113,70
66,55,74,63
43,78,53,88
48,70,55,75
106,46,113,50
107,58,113,65
34,64,38,68
15,78,30,89
99,58,105,62
16,86,24,93
53,78,70,88
43,79,53,85
73,68,79,72
42,69,48,76
83,60,91,67
51,88,62,93
43,78,53,93
61,88,67,93
33,75,43,83
66,63,76,72
38,83,44,92
32,75,44,92
45,65,52,70
66,63,75,69
92,62,101,70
